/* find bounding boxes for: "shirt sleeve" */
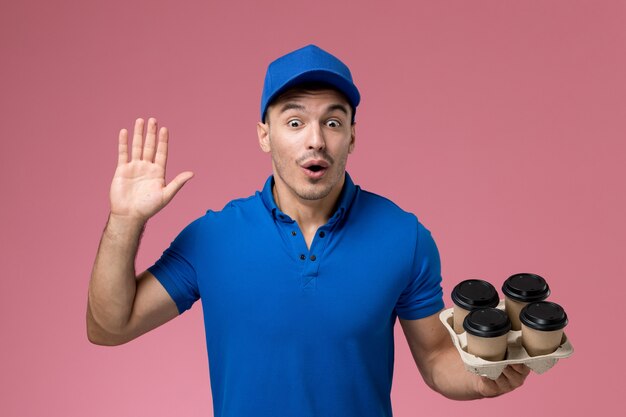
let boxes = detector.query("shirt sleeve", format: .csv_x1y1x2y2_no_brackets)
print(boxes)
394,220,444,320
148,217,202,315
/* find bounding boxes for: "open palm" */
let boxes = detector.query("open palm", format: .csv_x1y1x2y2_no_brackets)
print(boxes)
110,118,193,222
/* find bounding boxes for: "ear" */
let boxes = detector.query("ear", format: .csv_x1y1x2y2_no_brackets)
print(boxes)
348,123,356,154
257,121,271,153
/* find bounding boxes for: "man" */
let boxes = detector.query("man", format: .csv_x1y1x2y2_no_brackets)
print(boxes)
87,44,528,416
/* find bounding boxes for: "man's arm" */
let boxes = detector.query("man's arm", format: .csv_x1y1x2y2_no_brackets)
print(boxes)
399,314,529,400
87,269,178,346
86,118,193,345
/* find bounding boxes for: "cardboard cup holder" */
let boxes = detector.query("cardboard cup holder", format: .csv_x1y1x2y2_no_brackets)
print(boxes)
439,300,574,380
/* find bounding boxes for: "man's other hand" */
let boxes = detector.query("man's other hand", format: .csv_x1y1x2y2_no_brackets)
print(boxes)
475,364,531,397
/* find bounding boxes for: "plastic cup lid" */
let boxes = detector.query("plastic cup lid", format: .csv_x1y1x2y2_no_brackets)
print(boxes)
463,308,512,337
451,279,500,311
502,273,550,302
520,301,568,331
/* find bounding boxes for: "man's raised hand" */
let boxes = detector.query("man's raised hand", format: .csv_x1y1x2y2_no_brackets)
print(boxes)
110,118,193,223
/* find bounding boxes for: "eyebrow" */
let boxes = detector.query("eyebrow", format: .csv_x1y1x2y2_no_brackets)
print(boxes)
278,103,306,114
326,104,349,116
278,102,350,116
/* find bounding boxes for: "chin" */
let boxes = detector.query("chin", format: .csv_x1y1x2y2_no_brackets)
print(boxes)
300,170,345,200
296,185,334,201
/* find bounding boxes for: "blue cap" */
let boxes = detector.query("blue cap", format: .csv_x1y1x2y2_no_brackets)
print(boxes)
260,44,361,122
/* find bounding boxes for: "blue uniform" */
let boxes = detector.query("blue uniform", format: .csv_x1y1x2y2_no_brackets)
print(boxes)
148,172,444,417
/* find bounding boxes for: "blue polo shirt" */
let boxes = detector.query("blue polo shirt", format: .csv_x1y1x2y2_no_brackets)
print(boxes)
148,172,444,417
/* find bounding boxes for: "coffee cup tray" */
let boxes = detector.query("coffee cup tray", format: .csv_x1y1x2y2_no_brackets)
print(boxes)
439,301,574,380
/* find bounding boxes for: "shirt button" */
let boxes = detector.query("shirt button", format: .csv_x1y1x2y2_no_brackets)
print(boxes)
300,254,306,260
291,231,297,236
319,231,325,238
310,255,316,261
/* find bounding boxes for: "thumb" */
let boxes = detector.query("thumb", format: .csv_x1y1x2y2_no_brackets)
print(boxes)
163,171,194,203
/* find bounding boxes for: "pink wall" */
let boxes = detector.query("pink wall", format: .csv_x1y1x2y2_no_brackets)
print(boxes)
1,0,624,415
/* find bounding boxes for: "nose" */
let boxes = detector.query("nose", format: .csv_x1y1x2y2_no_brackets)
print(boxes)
306,122,326,151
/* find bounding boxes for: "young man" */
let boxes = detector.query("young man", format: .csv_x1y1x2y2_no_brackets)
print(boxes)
87,44,528,417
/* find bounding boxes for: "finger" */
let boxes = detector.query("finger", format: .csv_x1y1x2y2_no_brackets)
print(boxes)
477,376,500,397
154,126,169,169
131,118,145,160
118,128,128,166
492,373,514,394
143,117,158,162
500,365,530,388
163,171,194,204
509,363,531,377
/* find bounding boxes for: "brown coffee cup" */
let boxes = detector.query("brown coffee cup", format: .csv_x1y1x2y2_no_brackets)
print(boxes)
463,308,511,361
502,273,550,330
451,279,499,334
520,301,568,356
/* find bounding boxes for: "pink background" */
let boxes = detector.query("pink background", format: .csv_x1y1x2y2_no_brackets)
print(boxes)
1,0,624,416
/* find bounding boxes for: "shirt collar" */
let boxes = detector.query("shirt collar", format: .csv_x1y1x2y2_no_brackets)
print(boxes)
260,172,358,225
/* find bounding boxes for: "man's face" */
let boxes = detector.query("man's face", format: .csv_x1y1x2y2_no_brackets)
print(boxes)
257,88,356,203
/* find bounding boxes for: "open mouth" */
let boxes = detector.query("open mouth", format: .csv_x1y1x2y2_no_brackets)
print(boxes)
301,160,330,178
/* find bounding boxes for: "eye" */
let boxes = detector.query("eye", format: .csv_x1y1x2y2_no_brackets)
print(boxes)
288,119,302,128
325,119,341,128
